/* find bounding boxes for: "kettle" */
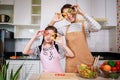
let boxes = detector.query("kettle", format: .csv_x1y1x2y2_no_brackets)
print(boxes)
0,14,10,22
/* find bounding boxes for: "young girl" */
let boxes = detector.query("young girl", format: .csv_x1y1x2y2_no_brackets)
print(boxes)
22,26,74,73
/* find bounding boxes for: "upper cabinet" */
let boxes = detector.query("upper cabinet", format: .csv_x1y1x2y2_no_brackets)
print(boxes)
106,0,117,26
14,0,31,25
31,0,41,25
14,0,41,26
0,0,14,5
91,0,106,18
41,0,66,29
91,0,117,26
14,0,41,38
77,0,91,16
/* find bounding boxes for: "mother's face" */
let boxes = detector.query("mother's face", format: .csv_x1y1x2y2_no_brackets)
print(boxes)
62,8,77,23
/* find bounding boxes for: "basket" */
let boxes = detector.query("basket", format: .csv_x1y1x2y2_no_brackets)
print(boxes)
100,70,120,79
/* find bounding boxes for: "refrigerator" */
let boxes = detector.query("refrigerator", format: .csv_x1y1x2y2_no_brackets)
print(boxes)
0,29,15,67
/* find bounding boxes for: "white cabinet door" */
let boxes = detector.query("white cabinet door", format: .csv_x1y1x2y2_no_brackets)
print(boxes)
0,0,14,5
106,0,117,26
41,0,66,29
14,0,31,25
91,0,106,18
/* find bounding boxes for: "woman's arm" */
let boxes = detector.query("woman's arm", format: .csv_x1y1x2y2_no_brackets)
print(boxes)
74,4,101,31
22,30,43,55
49,13,63,26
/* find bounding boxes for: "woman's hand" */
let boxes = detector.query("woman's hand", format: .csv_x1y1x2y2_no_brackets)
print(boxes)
49,13,64,26
72,4,85,16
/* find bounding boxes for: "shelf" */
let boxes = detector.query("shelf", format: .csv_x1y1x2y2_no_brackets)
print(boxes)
0,5,14,23
32,6,41,14
0,22,13,25
31,0,41,25
32,0,41,5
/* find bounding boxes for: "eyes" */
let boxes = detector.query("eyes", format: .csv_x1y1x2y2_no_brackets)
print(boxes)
62,8,76,18
43,30,56,38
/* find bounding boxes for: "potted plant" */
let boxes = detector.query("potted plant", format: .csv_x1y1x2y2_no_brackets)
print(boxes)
0,62,23,80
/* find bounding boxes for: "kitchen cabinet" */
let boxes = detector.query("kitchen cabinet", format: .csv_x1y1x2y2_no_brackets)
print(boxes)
14,0,31,25
41,0,66,29
14,0,41,38
0,5,14,24
0,0,14,5
14,0,41,25
91,0,117,26
6,60,40,80
105,0,117,26
91,0,106,18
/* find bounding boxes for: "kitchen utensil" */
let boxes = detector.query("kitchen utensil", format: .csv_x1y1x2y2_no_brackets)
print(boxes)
0,14,10,22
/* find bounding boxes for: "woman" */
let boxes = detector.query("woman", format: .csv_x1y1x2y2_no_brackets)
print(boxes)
22,26,74,73
49,4,101,73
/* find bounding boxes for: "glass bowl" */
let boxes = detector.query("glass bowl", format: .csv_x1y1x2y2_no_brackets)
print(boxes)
77,64,99,79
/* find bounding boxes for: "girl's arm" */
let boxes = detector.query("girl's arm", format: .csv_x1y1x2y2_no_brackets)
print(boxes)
54,34,74,57
22,30,43,55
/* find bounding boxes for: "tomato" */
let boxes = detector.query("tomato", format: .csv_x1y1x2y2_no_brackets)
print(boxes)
111,67,117,72
116,66,120,72
116,61,120,66
100,64,104,70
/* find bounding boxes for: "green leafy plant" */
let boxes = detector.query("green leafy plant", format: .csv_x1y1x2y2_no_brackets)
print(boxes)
0,62,23,80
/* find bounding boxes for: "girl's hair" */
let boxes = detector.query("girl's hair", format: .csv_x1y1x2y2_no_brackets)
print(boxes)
61,4,75,13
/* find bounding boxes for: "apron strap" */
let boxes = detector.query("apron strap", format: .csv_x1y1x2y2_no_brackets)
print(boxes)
66,25,70,34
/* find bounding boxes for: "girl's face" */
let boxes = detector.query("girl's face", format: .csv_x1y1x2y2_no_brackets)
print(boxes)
62,8,77,23
43,30,56,43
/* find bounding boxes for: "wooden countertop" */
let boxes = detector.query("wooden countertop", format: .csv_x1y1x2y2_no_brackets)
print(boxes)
29,73,119,80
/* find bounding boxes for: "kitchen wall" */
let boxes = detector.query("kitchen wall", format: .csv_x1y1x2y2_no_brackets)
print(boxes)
15,29,110,52
87,29,109,52
117,0,120,52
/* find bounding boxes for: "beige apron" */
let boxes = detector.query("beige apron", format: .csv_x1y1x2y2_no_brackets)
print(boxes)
65,22,94,73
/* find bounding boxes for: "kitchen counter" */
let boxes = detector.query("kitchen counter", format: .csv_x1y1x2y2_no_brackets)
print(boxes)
28,73,120,80
6,52,120,60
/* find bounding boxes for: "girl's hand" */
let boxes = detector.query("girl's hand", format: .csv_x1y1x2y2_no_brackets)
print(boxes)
53,33,63,45
33,30,44,39
72,4,85,16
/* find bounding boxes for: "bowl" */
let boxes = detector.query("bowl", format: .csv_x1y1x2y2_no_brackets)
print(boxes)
100,70,120,79
77,64,99,79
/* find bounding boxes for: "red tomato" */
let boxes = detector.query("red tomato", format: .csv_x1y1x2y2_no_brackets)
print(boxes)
100,64,104,70
116,66,120,72
116,61,120,66
111,67,117,72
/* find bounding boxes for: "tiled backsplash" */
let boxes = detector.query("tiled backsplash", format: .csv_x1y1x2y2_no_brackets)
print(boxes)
15,30,110,52
117,0,120,52
15,39,40,52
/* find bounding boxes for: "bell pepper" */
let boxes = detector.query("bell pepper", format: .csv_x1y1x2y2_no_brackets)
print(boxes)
108,60,116,67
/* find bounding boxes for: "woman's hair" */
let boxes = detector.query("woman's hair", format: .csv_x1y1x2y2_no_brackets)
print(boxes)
61,4,75,13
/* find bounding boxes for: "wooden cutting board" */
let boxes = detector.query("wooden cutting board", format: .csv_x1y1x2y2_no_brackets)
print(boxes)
40,73,80,80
